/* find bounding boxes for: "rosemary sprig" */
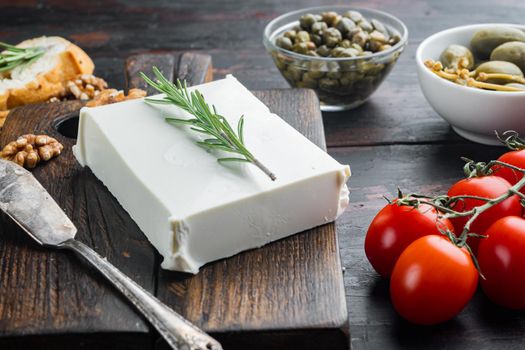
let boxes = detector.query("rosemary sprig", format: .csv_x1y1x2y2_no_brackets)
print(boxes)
0,42,45,73
140,67,276,181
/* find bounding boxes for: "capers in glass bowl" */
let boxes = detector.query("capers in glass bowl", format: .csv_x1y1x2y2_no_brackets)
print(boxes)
263,6,408,111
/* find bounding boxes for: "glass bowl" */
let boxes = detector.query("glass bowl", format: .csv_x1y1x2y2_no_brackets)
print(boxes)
263,6,408,111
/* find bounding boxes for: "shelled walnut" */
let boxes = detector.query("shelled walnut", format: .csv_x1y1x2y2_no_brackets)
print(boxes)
66,74,109,100
86,88,147,107
0,134,63,169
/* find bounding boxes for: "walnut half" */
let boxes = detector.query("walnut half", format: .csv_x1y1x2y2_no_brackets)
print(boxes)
0,134,64,169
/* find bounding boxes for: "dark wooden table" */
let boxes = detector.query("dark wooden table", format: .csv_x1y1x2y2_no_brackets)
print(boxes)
1,0,525,349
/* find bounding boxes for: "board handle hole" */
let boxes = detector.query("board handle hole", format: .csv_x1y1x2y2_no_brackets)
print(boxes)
54,113,79,139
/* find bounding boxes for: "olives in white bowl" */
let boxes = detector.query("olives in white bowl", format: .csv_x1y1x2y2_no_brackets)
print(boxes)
417,24,525,145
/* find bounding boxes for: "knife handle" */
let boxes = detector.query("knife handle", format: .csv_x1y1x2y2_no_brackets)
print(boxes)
61,239,222,350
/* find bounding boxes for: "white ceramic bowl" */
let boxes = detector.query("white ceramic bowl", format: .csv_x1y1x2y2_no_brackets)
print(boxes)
416,24,525,145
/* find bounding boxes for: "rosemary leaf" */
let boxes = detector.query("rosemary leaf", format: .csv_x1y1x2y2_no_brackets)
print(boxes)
0,42,45,73
140,67,277,181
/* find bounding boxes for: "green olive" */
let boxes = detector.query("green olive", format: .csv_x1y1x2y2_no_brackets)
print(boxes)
439,44,474,69
470,26,525,58
475,60,524,84
323,27,343,47
490,41,525,72
505,83,525,89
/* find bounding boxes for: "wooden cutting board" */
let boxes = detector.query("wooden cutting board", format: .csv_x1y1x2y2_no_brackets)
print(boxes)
0,52,349,350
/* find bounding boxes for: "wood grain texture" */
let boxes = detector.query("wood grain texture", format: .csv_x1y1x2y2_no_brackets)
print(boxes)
0,52,349,349
1,0,520,146
125,54,349,350
1,0,524,349
0,101,156,347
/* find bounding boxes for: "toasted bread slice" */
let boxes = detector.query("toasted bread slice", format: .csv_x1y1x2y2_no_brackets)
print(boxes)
0,36,94,125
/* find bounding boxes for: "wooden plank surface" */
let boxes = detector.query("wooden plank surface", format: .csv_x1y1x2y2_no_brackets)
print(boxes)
1,0,525,349
0,52,349,350
124,54,348,350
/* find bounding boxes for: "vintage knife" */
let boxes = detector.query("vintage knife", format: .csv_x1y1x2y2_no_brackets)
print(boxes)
0,159,222,350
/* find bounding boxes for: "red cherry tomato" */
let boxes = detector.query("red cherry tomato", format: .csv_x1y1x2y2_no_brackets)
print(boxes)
447,176,522,254
492,150,525,193
390,235,479,325
365,201,454,278
478,216,525,309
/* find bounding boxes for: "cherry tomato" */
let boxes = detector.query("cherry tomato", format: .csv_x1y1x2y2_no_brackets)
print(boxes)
478,216,525,309
492,150,525,193
390,235,478,325
447,176,522,254
365,201,454,278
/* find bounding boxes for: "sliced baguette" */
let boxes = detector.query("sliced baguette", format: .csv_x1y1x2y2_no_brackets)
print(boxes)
0,36,94,125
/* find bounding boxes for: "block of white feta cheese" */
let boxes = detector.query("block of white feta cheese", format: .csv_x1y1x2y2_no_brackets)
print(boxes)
73,75,351,274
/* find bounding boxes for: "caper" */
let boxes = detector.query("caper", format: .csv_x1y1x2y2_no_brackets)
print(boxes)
388,28,402,45
471,26,525,58
340,39,352,48
343,10,363,23
439,44,474,69
331,47,359,58
299,14,317,30
327,71,342,79
296,31,311,43
308,61,326,78
292,42,310,54
287,65,304,81
330,47,346,57
321,11,339,26
351,43,363,52
283,30,296,40
369,30,388,52
317,45,331,57
323,27,343,47
276,37,293,50
358,19,374,33
301,72,319,88
319,78,340,91
490,41,525,72
335,17,356,35
310,34,322,46
311,21,328,35
475,61,524,84
352,31,369,48
371,19,388,36
346,27,362,40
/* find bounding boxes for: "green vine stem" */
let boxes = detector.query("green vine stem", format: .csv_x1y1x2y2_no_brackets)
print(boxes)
396,158,525,277
496,130,525,151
